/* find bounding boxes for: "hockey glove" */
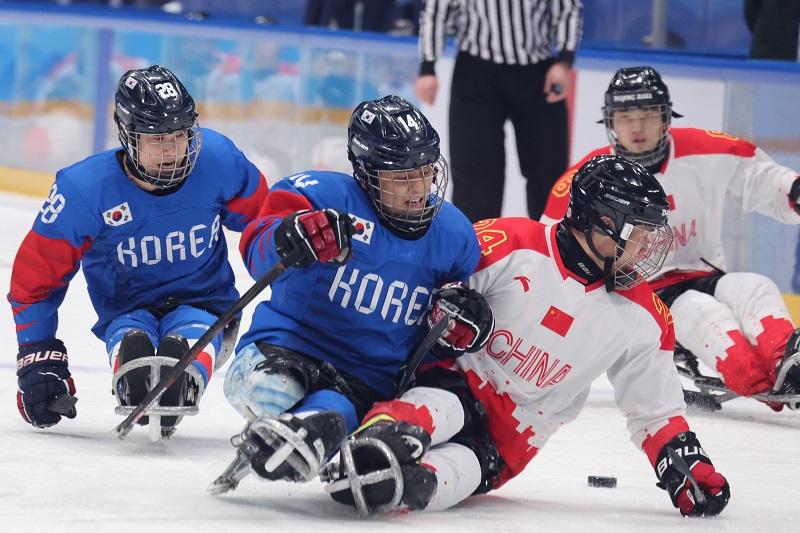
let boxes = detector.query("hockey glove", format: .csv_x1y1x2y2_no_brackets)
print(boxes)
16,338,77,428
654,431,730,517
428,282,494,360
790,177,800,215
275,209,355,267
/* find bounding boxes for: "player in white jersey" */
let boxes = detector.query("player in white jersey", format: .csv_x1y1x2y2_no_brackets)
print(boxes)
541,66,800,410
323,155,730,518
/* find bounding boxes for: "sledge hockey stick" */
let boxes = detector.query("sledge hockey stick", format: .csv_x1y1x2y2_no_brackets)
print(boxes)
394,309,453,396
666,447,707,507
113,250,303,440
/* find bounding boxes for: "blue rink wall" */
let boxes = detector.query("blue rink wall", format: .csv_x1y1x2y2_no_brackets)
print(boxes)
2,3,800,303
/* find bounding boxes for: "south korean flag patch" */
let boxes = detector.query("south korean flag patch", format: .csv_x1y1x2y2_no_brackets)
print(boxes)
349,214,375,245
103,202,133,227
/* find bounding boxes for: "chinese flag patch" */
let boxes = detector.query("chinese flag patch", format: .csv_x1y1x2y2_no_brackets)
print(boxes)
541,306,574,337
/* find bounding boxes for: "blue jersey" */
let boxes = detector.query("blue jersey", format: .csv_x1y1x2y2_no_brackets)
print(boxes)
238,171,480,397
9,128,269,344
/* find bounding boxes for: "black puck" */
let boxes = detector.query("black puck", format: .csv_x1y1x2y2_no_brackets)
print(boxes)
588,476,617,488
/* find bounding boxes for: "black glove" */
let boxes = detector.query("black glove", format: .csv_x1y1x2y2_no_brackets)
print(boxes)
789,176,800,215
275,209,355,267
428,282,494,360
16,339,77,428
654,431,730,517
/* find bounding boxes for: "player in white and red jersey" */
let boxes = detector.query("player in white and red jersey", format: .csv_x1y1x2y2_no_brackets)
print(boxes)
541,66,800,408
324,155,730,518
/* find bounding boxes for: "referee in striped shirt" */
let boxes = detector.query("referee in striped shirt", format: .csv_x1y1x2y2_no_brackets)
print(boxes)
416,0,582,221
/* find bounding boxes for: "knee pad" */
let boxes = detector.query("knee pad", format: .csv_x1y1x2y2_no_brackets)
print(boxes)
224,343,305,421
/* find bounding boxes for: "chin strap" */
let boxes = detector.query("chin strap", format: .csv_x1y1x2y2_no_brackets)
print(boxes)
603,258,615,292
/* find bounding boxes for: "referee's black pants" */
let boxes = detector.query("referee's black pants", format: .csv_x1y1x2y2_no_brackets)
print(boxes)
448,52,568,222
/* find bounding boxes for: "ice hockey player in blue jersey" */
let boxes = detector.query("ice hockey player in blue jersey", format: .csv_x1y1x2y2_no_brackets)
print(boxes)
9,65,269,439
212,95,494,493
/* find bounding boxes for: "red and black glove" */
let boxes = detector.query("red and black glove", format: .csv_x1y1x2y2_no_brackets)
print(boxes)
16,339,77,428
789,176,800,215
654,431,730,517
275,209,355,267
428,282,494,360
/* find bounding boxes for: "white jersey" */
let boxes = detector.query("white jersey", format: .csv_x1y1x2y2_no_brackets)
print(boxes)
452,218,689,485
541,128,800,287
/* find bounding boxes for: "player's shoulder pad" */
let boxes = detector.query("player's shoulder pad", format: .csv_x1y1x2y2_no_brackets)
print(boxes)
56,149,121,199
196,128,244,164
473,217,549,270
435,200,475,233
672,127,756,159
617,282,675,351
271,170,353,206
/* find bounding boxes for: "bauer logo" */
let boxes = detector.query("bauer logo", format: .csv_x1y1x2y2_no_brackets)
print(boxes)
349,213,375,244
103,202,133,227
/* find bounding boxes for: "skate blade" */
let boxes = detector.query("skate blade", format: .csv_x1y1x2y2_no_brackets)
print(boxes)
208,453,252,496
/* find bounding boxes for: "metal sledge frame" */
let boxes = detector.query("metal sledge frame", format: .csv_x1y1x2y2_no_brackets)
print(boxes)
674,344,800,407
112,356,205,442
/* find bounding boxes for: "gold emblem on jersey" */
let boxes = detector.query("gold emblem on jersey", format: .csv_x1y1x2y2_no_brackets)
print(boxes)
551,169,577,198
652,293,674,328
474,219,508,257
704,130,740,142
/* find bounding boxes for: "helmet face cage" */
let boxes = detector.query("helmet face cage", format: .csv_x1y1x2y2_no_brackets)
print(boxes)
357,155,449,235
606,218,673,289
603,102,671,168
118,119,202,188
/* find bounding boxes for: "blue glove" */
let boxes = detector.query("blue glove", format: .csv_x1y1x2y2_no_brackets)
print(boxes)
16,339,77,428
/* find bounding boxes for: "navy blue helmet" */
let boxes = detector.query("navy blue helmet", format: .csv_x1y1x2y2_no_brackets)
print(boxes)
347,95,447,238
114,65,202,189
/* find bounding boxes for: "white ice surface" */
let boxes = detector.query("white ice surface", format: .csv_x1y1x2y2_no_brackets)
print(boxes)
1,192,799,533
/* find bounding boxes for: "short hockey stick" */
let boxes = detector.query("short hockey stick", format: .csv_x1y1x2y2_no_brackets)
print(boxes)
113,250,303,440
394,313,451,396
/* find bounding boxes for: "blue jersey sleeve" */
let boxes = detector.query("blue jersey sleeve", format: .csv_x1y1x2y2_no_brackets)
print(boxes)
8,175,102,345
239,171,348,280
213,132,270,232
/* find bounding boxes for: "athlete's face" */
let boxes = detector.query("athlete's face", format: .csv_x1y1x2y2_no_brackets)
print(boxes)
377,166,435,216
591,219,660,267
137,130,190,177
611,107,665,155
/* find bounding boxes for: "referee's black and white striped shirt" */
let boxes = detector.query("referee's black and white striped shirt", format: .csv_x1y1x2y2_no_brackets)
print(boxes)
419,0,582,75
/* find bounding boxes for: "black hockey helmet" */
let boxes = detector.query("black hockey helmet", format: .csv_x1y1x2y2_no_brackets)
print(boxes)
602,66,682,167
114,65,202,188
566,154,673,290
347,95,447,238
